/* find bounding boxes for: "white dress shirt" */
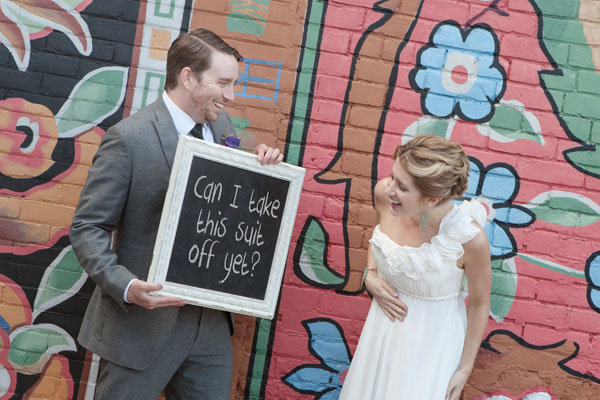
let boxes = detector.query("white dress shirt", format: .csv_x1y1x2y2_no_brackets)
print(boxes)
162,91,214,142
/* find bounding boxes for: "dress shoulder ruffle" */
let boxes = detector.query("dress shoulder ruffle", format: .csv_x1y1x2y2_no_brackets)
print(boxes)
369,199,487,281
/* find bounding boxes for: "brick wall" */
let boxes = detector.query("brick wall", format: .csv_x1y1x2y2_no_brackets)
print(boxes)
1,0,599,399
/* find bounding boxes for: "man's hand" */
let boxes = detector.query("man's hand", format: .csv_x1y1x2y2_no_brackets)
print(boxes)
256,143,283,165
126,279,187,309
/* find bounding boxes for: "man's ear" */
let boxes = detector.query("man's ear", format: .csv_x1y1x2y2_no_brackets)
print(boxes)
179,67,193,89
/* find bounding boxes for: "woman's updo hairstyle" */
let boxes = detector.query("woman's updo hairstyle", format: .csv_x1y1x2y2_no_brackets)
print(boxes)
394,134,469,202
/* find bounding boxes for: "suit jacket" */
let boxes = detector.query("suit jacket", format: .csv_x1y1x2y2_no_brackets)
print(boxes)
70,97,236,370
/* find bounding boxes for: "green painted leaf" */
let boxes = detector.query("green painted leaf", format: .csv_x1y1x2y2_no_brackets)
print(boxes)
416,118,448,137
295,218,344,286
67,0,89,7
488,104,543,144
565,147,600,177
56,67,128,138
33,246,88,321
227,12,266,35
526,190,600,226
490,258,517,322
517,253,585,279
8,324,76,367
536,0,600,177
3,2,46,34
538,0,600,141
231,117,250,132
402,116,454,144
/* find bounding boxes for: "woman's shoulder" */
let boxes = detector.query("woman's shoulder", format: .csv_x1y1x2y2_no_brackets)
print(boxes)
462,227,489,252
439,200,488,244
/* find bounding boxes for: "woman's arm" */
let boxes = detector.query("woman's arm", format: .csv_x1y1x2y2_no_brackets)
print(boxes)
364,244,408,321
363,177,408,321
445,228,492,400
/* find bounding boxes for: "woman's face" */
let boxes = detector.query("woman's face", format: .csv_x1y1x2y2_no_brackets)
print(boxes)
384,158,427,218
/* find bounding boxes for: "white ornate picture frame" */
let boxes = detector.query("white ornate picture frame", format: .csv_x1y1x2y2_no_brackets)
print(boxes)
147,136,305,319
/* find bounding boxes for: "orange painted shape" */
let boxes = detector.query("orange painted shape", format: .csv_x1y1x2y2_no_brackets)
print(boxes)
0,124,101,254
465,331,600,398
581,0,600,72
0,274,32,331
0,329,16,400
24,355,74,400
149,28,172,61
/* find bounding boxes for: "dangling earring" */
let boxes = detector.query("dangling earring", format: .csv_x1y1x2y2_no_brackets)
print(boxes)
419,210,429,228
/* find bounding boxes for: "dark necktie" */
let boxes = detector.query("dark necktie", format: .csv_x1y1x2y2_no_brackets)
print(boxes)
189,123,203,139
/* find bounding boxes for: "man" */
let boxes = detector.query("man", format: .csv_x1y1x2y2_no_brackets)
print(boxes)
70,29,282,399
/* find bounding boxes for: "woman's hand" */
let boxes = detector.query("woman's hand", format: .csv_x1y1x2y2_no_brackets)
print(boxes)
444,369,470,400
365,273,408,321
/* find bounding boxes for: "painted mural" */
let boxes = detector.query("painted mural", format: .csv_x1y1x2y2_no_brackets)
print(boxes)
273,0,600,399
0,0,599,399
0,0,136,398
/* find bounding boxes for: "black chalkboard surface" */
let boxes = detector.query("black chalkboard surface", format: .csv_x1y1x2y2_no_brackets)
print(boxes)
148,136,304,319
166,156,289,300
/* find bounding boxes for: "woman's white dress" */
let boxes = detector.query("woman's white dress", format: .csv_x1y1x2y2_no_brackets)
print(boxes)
339,200,487,400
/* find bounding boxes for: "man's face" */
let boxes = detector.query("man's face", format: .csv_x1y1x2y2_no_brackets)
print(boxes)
185,50,239,123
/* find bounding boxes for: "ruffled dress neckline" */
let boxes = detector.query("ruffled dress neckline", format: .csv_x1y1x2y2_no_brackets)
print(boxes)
375,202,458,250
370,200,487,282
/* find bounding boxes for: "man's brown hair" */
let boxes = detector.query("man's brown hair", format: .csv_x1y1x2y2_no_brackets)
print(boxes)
164,28,242,91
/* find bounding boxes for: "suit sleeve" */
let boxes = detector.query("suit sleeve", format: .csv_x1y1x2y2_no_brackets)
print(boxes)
70,126,137,305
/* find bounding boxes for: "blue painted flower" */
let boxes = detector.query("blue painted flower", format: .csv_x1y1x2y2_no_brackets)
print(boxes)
409,21,506,122
585,252,600,313
283,319,351,399
461,157,534,259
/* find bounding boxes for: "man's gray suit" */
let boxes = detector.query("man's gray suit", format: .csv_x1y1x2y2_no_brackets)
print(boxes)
70,97,235,371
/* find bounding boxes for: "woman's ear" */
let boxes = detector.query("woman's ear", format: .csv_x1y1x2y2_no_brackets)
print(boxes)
427,197,443,207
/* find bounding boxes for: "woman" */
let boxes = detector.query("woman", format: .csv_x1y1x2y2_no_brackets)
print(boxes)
340,135,491,400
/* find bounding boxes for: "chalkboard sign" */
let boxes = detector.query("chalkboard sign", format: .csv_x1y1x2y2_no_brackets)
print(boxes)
147,136,305,319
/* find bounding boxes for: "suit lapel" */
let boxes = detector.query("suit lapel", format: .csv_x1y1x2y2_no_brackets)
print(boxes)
208,119,223,144
151,98,179,171
150,98,233,165
208,110,235,145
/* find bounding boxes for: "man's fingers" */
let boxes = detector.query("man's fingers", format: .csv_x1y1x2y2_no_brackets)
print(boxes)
256,146,282,165
264,148,281,165
140,282,162,292
263,148,274,165
129,280,185,309
139,294,186,309
148,295,187,308
130,280,161,293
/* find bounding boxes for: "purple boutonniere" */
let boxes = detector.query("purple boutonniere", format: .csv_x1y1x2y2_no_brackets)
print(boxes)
223,134,241,149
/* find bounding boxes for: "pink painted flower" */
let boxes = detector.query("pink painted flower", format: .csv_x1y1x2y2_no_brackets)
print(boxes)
0,98,59,178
